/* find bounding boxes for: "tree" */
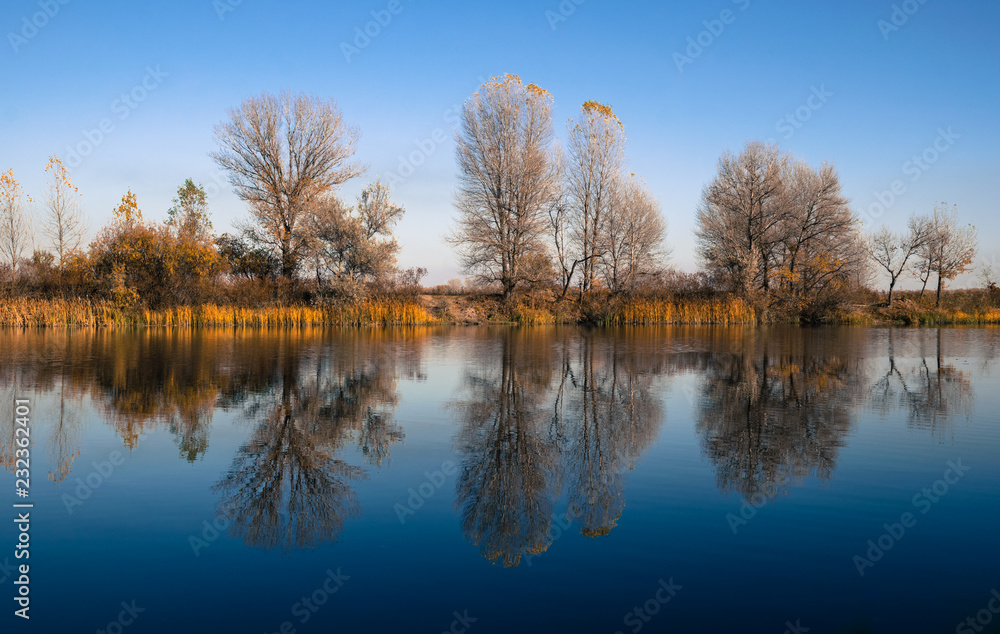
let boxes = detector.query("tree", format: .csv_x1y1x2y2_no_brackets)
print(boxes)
864,214,932,306
449,74,559,300
216,233,280,281
697,143,867,317
211,91,364,279
91,191,220,308
916,204,978,307
565,101,627,292
307,179,405,289
0,169,32,274
772,161,866,315
696,141,786,298
42,155,85,265
599,174,668,293
167,179,213,241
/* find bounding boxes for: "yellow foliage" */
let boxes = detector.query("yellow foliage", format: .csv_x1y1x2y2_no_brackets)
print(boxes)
44,155,80,196
0,299,435,328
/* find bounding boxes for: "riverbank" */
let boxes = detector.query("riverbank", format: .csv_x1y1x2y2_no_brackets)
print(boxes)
0,293,998,327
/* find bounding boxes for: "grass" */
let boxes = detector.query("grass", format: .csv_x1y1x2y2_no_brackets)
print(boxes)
2,291,998,328
590,296,758,326
0,298,435,328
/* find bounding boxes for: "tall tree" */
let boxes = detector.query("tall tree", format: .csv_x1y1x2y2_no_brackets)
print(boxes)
695,141,786,298
864,214,932,306
211,91,364,279
565,101,628,292
42,155,85,265
449,74,559,299
0,169,32,274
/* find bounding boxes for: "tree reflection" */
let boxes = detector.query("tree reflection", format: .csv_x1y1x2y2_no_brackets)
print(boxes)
869,329,974,434
453,330,559,567
212,387,365,552
0,328,420,553
452,329,665,566
212,332,413,551
560,335,662,537
695,330,861,501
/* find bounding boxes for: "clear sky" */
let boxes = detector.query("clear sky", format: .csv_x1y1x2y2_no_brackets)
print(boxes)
2,0,998,285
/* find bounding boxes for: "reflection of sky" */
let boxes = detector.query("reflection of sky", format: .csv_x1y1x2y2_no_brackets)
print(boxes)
1,0,999,284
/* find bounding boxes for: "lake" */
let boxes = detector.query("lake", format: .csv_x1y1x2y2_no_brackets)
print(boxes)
1,326,998,633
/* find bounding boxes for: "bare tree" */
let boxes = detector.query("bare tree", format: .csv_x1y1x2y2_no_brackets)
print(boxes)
41,155,85,265
769,161,867,314
449,74,559,300
308,179,405,288
915,204,978,307
864,214,932,306
696,141,786,297
979,261,997,290
599,175,668,293
547,161,576,298
211,91,365,279
565,101,627,292
0,169,32,273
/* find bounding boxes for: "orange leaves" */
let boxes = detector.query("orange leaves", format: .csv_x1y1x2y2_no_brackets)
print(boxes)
112,190,142,225
44,154,80,196
0,168,32,206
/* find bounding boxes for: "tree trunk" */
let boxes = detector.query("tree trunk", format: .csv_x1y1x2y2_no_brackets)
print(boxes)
936,275,944,307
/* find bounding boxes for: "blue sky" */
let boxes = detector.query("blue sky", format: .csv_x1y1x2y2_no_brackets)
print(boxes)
1,0,998,285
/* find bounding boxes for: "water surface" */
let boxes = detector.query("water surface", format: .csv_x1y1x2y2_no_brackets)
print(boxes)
1,326,998,633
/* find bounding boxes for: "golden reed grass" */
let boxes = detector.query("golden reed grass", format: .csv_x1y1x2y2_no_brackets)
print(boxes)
0,298,435,327
2,297,998,328
601,296,758,326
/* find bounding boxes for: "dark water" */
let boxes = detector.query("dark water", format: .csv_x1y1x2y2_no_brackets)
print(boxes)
1,326,998,634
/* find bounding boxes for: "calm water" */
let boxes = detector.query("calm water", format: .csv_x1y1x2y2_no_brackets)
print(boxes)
1,326,998,633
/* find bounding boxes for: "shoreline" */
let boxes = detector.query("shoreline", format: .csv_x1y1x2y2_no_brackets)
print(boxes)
1,295,998,328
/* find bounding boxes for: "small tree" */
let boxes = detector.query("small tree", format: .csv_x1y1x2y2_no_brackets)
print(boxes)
307,180,405,290
915,204,978,307
0,169,32,273
864,214,932,306
92,191,220,308
600,175,668,293
42,155,86,265
167,179,213,241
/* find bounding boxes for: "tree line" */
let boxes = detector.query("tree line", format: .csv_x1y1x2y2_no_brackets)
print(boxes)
0,92,419,308
447,75,985,318
0,77,988,318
